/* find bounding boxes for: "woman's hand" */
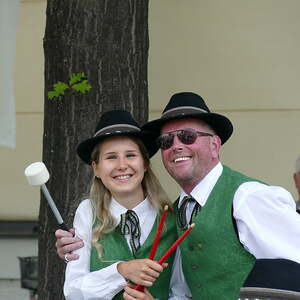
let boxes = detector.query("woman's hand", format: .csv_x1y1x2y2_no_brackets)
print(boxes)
123,285,155,300
117,259,167,286
55,228,84,261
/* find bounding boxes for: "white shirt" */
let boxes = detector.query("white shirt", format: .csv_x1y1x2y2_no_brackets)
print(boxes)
64,198,157,300
169,162,300,299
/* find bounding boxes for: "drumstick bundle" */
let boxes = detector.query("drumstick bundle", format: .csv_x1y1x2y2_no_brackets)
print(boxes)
133,205,195,292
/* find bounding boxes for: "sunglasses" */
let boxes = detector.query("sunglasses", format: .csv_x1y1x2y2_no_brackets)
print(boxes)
157,128,213,150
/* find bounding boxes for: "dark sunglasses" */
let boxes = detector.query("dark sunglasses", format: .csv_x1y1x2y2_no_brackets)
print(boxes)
157,128,213,150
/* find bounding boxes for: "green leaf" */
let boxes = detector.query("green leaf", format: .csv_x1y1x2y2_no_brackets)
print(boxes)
53,81,69,94
48,81,69,99
72,80,92,93
48,90,60,99
69,72,85,85
47,73,92,100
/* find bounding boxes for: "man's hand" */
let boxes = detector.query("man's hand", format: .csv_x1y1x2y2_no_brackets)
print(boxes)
123,286,155,300
117,259,167,286
55,228,84,261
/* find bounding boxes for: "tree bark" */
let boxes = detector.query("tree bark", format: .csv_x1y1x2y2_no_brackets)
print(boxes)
40,1,149,299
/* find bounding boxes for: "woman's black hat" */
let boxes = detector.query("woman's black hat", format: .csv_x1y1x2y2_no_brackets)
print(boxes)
77,110,158,164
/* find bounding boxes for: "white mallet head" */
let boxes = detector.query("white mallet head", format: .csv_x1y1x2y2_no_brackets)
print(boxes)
24,162,50,186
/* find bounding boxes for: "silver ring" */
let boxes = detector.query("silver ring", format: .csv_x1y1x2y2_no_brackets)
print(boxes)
64,253,70,263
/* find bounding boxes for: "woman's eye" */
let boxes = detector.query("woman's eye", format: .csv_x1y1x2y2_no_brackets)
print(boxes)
127,153,136,158
106,155,117,159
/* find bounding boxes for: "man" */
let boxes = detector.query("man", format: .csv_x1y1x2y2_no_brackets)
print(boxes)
56,92,300,299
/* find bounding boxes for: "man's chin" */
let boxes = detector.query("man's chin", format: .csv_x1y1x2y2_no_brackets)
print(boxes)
171,172,193,184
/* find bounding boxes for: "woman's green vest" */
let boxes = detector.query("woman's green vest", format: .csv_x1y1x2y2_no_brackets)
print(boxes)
175,165,256,300
90,211,177,300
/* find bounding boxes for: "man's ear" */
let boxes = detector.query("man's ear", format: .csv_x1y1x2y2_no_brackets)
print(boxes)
211,135,221,158
294,172,300,191
144,161,149,173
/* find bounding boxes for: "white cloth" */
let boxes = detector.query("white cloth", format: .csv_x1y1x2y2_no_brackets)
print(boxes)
0,0,20,148
169,162,300,298
64,198,158,300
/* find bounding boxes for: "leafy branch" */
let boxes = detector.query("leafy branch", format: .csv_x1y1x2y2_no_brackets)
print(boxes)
48,73,92,99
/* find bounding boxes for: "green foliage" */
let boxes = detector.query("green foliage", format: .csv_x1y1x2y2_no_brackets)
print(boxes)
72,80,92,93
48,73,92,99
69,73,86,85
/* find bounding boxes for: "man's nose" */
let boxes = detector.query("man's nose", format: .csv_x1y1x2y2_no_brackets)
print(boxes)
171,135,184,151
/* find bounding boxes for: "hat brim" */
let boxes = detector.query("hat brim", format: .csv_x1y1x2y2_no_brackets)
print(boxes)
77,130,159,164
142,112,233,145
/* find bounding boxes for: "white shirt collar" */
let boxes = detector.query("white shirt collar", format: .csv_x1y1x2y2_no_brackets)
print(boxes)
110,197,155,225
179,162,223,207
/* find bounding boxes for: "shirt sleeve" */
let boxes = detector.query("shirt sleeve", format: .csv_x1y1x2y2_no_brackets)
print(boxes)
233,182,300,263
168,248,192,299
63,199,127,300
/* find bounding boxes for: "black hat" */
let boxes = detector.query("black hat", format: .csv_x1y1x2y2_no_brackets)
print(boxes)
77,110,158,164
142,92,233,144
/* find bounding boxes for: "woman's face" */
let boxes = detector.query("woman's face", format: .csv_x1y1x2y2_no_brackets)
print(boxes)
92,136,146,200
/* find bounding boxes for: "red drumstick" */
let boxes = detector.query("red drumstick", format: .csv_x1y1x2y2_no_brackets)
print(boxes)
158,223,195,264
149,205,168,260
133,205,168,292
133,223,195,292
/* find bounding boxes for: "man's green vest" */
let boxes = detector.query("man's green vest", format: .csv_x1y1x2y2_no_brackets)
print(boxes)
175,165,257,300
90,212,177,300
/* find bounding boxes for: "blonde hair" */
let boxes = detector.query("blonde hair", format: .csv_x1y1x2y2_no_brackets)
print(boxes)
89,136,171,258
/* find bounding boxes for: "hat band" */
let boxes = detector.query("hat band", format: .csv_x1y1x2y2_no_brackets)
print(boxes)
94,124,140,137
162,106,208,119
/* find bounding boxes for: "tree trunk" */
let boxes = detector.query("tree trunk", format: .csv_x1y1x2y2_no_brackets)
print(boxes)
40,0,149,299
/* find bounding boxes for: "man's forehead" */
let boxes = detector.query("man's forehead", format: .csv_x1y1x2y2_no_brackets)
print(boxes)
160,118,209,133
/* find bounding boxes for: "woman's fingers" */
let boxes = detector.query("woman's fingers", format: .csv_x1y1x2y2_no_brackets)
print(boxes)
117,259,165,285
123,286,154,300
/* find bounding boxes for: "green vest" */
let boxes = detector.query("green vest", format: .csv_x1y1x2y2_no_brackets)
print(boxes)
175,165,257,300
90,212,177,300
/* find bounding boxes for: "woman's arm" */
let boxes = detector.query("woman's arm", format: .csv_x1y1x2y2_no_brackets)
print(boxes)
64,199,127,300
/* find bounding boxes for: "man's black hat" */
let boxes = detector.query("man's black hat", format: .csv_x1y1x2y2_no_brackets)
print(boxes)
142,92,233,144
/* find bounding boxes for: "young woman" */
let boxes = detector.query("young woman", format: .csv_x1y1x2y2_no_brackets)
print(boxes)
63,110,177,300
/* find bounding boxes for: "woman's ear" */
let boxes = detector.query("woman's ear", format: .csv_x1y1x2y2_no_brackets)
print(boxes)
92,161,98,177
